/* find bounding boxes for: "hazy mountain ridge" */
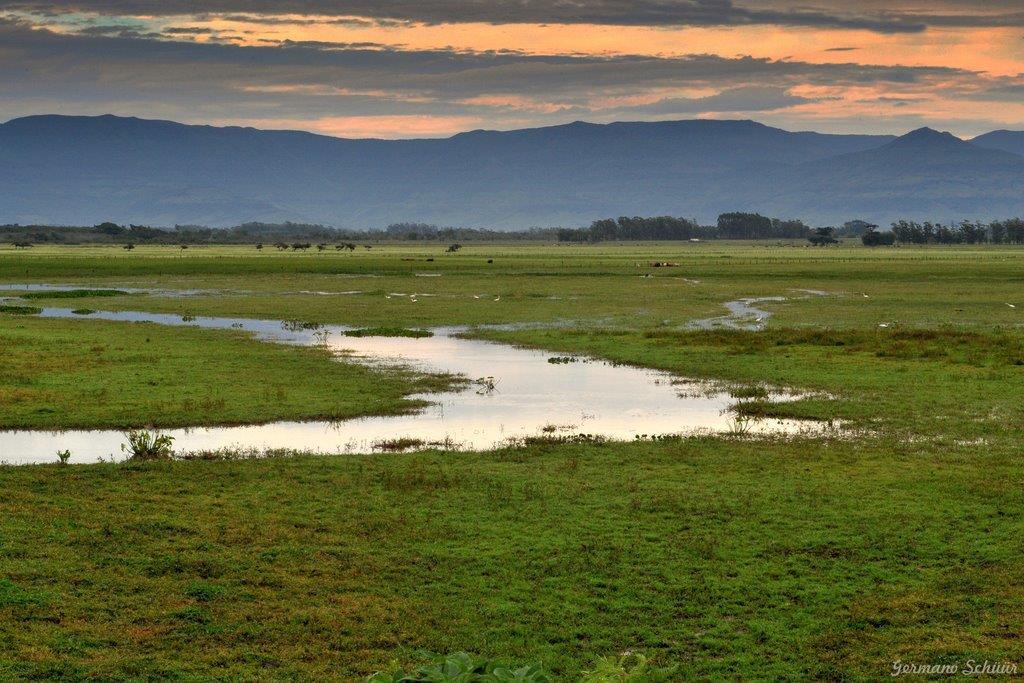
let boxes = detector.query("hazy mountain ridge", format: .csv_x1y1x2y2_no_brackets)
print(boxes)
1,115,1021,228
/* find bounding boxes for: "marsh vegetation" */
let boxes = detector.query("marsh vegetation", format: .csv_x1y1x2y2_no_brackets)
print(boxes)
2,242,1024,678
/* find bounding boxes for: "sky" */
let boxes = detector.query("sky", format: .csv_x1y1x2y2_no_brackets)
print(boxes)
0,1,1022,138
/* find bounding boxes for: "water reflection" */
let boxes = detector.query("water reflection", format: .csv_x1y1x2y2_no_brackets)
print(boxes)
0,305,826,465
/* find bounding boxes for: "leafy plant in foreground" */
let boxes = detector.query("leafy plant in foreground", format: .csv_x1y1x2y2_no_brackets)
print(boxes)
55,450,71,466
121,430,175,460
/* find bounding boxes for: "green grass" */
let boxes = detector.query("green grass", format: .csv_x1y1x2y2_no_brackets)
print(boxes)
0,304,42,315
3,242,1024,678
14,288,130,299
0,316,457,429
1,439,1022,679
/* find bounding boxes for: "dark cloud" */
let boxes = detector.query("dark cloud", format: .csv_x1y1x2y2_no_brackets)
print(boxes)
163,26,216,35
0,12,1020,136
611,86,819,115
3,0,1023,32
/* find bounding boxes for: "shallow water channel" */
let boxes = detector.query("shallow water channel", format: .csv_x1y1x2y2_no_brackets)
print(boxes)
0,296,825,465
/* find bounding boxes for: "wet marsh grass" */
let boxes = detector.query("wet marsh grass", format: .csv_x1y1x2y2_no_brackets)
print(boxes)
15,288,130,299
6,242,1024,330
0,316,460,429
344,327,433,338
4,243,1024,677
2,437,1023,679
0,304,41,315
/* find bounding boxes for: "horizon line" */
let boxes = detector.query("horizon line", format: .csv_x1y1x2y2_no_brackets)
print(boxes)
3,112,1016,143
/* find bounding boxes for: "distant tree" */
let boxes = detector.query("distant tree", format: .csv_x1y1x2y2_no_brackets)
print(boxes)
94,222,124,236
808,227,839,246
862,227,895,246
838,220,877,237
717,213,810,239
255,243,263,250
556,228,587,242
717,213,774,239
123,243,135,251
446,243,463,252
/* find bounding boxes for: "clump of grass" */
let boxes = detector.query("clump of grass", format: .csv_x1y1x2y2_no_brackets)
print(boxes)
0,305,41,315
71,308,95,315
510,433,606,448
474,376,498,394
366,652,551,683
725,414,755,436
372,437,426,452
19,289,129,300
55,450,71,466
177,447,303,461
730,384,770,400
547,355,578,364
344,327,432,338
120,430,175,460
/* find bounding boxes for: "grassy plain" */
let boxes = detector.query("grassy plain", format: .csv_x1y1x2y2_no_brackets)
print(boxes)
0,316,454,430
2,242,1024,679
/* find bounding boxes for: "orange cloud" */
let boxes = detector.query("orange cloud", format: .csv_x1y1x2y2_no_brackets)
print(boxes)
228,114,483,138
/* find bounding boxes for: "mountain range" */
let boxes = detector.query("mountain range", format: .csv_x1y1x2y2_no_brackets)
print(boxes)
1,114,1022,228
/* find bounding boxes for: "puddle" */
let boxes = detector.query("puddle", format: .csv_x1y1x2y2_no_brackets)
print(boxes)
688,290,832,331
0,300,833,465
689,297,787,331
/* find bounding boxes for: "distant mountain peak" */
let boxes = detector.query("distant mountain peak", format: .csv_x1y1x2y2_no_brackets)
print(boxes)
889,127,964,147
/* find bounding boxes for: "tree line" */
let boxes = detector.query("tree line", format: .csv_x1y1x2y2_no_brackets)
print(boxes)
4,215,1024,246
880,219,1024,245
554,214,816,242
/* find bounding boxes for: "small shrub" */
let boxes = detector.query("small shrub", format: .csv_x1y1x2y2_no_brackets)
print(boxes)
71,308,96,315
56,450,71,465
121,430,175,460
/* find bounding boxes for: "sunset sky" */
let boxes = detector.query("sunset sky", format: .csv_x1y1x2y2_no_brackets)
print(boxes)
1,1,1022,138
